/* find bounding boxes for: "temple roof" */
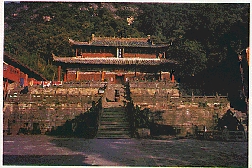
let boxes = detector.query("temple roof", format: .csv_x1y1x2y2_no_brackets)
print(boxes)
69,35,170,48
52,54,177,66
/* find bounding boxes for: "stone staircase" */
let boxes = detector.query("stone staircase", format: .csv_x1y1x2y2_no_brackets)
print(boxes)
96,83,130,139
96,107,130,139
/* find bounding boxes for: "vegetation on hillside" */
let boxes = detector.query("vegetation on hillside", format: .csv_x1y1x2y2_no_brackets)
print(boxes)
4,3,249,93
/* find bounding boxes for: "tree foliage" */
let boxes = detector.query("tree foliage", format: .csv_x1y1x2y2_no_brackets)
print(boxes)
4,2,249,84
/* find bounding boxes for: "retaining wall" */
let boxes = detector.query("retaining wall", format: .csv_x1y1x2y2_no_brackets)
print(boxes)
129,81,230,136
4,84,103,135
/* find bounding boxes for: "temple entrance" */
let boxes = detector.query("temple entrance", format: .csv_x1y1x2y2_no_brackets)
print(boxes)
115,74,124,84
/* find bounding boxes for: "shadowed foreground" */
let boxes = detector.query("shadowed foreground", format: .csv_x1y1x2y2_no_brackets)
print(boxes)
3,135,248,167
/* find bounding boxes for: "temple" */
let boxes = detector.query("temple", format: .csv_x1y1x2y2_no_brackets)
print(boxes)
52,34,177,84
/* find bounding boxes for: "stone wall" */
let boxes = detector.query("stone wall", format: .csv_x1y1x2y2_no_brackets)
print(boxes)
3,80,232,137
129,81,230,136
3,83,104,135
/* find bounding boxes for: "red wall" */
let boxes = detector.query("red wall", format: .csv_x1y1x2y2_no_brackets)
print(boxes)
3,64,21,83
65,70,171,83
67,72,77,81
78,73,101,81
81,52,157,59
123,53,156,58
3,63,33,86
82,53,114,58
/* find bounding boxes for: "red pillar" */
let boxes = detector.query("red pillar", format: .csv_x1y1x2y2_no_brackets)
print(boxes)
171,74,175,83
58,66,61,81
64,70,67,82
24,74,28,86
64,73,67,82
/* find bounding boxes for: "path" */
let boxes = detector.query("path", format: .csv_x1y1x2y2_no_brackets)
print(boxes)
3,135,248,167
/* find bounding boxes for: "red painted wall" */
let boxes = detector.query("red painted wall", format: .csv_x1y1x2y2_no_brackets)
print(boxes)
65,70,171,83
81,52,157,59
3,64,21,83
3,63,44,87
78,73,101,81
82,53,114,58
123,53,156,58
67,72,77,81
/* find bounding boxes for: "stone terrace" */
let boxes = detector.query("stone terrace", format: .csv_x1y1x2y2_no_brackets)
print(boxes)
129,81,230,135
3,82,106,135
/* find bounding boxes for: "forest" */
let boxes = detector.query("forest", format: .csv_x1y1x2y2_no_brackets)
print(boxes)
4,2,249,109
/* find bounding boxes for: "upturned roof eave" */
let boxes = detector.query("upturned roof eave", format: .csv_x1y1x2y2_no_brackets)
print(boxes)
52,54,178,65
71,43,170,48
69,39,170,48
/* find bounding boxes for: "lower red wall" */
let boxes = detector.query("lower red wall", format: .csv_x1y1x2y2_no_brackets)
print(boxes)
82,53,114,58
67,72,76,81
81,53,157,59
78,73,101,81
65,70,171,83
124,53,156,58
3,64,20,83
3,64,35,86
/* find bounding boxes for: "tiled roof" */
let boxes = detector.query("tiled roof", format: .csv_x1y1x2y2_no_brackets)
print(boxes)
69,37,170,48
52,54,177,65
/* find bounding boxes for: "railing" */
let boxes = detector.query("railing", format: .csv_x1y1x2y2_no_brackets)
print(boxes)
124,82,138,137
28,81,107,88
93,97,103,137
129,81,178,88
96,82,107,128
6,93,102,103
125,100,136,138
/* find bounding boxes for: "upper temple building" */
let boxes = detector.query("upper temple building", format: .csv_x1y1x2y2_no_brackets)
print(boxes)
52,34,177,84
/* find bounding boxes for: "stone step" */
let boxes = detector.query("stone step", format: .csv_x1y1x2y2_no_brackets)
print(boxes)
97,130,130,134
99,125,129,129
96,134,131,139
100,120,128,124
100,123,128,127
98,131,130,135
101,113,126,118
101,117,127,121
102,111,126,115
102,110,125,114
100,121,129,125
99,120,129,125
99,124,129,128
96,134,130,139
102,110,126,116
101,116,127,120
98,126,129,131
98,127,130,131
103,107,125,111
